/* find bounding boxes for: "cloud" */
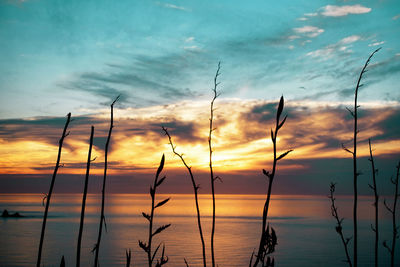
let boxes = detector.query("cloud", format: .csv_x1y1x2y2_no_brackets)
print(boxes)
304,13,318,17
306,47,334,59
185,37,195,43
288,35,300,40
298,5,371,22
297,12,318,21
156,2,189,11
366,55,400,79
1,99,399,196
369,41,385,47
183,45,200,51
60,51,205,106
340,35,361,44
293,26,324,38
306,35,361,59
320,5,371,17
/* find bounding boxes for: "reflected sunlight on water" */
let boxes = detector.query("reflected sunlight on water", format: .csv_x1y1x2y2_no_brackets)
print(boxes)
0,194,398,266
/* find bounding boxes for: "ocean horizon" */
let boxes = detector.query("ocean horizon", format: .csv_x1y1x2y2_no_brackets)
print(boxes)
0,193,398,266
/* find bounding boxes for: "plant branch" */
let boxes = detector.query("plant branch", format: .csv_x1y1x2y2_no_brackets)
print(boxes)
94,95,119,267
368,139,379,267
252,96,291,267
76,126,94,267
351,48,380,267
139,154,170,267
36,112,71,267
329,183,353,267
162,127,207,267
383,161,399,267
209,61,221,267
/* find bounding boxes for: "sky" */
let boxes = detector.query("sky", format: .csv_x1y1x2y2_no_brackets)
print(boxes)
0,0,399,195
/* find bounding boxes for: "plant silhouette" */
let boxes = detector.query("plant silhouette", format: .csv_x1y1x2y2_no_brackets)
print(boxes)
383,161,400,267
251,96,292,267
93,96,119,267
339,48,380,267
139,154,171,267
76,126,95,267
36,112,71,267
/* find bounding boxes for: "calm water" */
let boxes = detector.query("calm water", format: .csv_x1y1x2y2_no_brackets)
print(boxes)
0,194,398,267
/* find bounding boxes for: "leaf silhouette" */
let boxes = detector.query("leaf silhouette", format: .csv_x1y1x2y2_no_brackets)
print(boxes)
139,240,149,252
156,176,166,187
277,115,287,130
155,198,170,209
150,186,155,198
152,224,171,237
276,150,293,161
276,96,284,122
156,154,165,178
142,212,151,221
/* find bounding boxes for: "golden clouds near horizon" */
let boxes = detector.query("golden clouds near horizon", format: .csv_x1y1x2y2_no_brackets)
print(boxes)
0,100,399,175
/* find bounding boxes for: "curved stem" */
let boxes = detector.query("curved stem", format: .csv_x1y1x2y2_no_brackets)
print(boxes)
209,62,220,267
163,127,207,267
36,113,71,267
94,96,119,267
77,126,94,267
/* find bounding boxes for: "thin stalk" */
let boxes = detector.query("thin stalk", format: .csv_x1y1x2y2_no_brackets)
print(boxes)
253,96,292,267
60,255,65,267
148,196,155,267
94,96,119,267
344,48,380,267
383,162,399,267
76,126,94,267
368,139,379,267
253,120,277,267
353,68,358,267
162,127,207,267
36,112,71,267
390,163,399,267
147,168,158,267
126,249,131,267
209,62,221,267
139,154,170,267
329,183,353,267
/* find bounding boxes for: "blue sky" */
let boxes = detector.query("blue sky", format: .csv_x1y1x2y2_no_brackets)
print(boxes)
1,0,400,195
0,0,399,119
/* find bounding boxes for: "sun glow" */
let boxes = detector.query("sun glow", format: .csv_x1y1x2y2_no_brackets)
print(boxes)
1,100,399,175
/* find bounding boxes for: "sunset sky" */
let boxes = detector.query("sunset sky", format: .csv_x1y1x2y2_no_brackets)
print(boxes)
0,0,399,195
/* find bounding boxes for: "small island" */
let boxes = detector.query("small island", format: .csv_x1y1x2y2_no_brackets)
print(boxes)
1,209,24,218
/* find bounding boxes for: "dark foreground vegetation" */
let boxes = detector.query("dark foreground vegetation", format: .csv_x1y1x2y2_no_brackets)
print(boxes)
32,51,399,267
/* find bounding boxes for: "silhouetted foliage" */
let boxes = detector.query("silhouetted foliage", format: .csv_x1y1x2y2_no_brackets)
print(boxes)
383,161,399,267
162,126,207,266
126,249,132,267
368,139,379,267
329,183,352,267
209,61,221,267
36,112,71,267
60,255,65,267
76,126,95,267
94,95,119,267
251,96,292,267
342,48,380,267
139,154,170,267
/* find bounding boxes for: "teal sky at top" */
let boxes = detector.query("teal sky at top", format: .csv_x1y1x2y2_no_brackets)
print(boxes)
0,0,399,119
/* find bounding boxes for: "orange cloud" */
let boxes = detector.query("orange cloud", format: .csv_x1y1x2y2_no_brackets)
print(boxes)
0,99,399,176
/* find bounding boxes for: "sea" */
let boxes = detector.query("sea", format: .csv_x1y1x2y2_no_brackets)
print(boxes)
0,194,399,267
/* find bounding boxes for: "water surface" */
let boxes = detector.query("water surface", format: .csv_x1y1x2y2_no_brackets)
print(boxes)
0,194,398,266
